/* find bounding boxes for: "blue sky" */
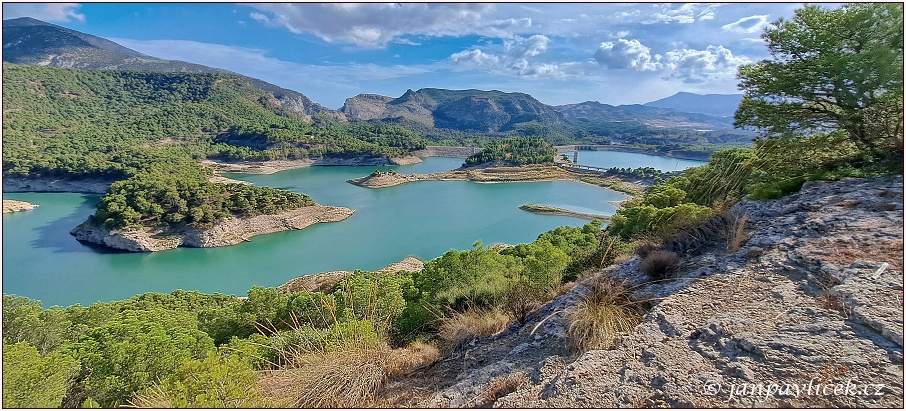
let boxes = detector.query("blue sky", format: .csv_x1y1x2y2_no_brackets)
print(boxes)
3,2,820,109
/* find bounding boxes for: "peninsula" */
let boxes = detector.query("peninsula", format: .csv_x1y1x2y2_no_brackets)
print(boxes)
71,203,353,252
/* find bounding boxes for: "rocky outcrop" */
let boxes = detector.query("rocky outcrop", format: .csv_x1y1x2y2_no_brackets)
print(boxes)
340,94,395,121
348,170,432,188
428,175,904,408
70,204,354,252
518,204,611,221
342,88,563,132
3,177,114,194
411,146,479,159
3,200,39,213
311,155,422,167
277,256,425,293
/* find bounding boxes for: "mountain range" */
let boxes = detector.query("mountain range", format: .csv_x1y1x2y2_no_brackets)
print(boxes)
3,17,745,136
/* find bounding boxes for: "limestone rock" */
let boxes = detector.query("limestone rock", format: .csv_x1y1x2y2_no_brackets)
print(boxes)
71,204,354,252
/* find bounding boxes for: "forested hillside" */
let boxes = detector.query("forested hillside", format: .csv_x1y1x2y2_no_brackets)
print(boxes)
464,137,557,166
2,17,343,120
1,64,425,229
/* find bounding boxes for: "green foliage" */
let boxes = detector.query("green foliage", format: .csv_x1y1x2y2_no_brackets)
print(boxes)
2,342,79,408
93,167,312,229
335,271,413,337
1,65,432,231
735,3,904,160
464,137,557,166
132,351,274,408
285,291,337,329
67,310,215,407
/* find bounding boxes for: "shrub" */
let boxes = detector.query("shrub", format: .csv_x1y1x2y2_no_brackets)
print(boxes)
130,352,275,408
436,308,511,354
634,242,660,259
639,250,680,280
260,346,389,408
2,342,79,408
567,278,641,352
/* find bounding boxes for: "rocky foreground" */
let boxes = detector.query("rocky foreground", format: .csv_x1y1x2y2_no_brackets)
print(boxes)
70,204,354,252
422,175,903,408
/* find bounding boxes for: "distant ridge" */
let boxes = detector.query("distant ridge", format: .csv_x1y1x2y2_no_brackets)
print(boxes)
643,92,743,118
2,17,344,121
342,88,564,132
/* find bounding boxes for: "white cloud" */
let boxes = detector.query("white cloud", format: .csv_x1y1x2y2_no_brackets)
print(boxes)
2,3,85,22
644,3,722,25
448,35,573,80
505,34,549,58
449,49,501,66
592,37,750,84
594,39,662,71
249,12,269,24
247,3,497,48
663,45,751,83
722,15,770,34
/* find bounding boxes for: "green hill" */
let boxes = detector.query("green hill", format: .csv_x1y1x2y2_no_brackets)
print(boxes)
1,64,424,229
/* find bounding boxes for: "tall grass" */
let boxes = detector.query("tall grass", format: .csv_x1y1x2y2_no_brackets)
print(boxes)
436,307,511,354
567,278,641,352
257,284,439,407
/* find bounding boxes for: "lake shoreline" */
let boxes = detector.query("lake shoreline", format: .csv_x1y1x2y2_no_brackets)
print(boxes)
518,204,612,221
347,164,645,197
70,204,354,252
554,144,713,161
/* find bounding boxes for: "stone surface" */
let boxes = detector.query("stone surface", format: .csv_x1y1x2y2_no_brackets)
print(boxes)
2,200,39,213
70,204,354,252
3,177,114,194
427,175,903,408
277,256,425,294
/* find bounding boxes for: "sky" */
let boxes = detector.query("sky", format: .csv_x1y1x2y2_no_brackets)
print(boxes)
2,2,823,110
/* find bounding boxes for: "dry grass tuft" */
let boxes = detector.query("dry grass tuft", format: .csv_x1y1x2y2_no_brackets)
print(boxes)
635,242,660,259
567,278,641,352
555,281,578,297
259,346,388,408
612,252,634,266
384,341,442,378
639,250,681,280
482,372,529,404
728,213,749,252
437,308,511,354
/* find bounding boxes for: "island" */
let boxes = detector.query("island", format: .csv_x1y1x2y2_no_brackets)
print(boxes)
71,203,353,252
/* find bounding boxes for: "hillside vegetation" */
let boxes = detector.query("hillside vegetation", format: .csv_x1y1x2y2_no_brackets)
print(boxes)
464,137,557,166
1,64,426,229
1,2,902,408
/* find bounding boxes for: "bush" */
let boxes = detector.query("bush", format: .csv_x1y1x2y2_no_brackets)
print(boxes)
567,278,640,351
634,242,660,259
639,250,681,280
130,352,274,408
436,308,511,354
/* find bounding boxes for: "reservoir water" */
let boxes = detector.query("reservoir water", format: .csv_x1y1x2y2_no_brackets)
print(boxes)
2,153,705,307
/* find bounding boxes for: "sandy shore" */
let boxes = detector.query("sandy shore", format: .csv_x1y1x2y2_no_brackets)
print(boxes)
3,200,39,214
518,204,612,221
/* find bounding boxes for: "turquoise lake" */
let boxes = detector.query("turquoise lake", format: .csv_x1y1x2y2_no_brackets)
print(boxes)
2,153,705,307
